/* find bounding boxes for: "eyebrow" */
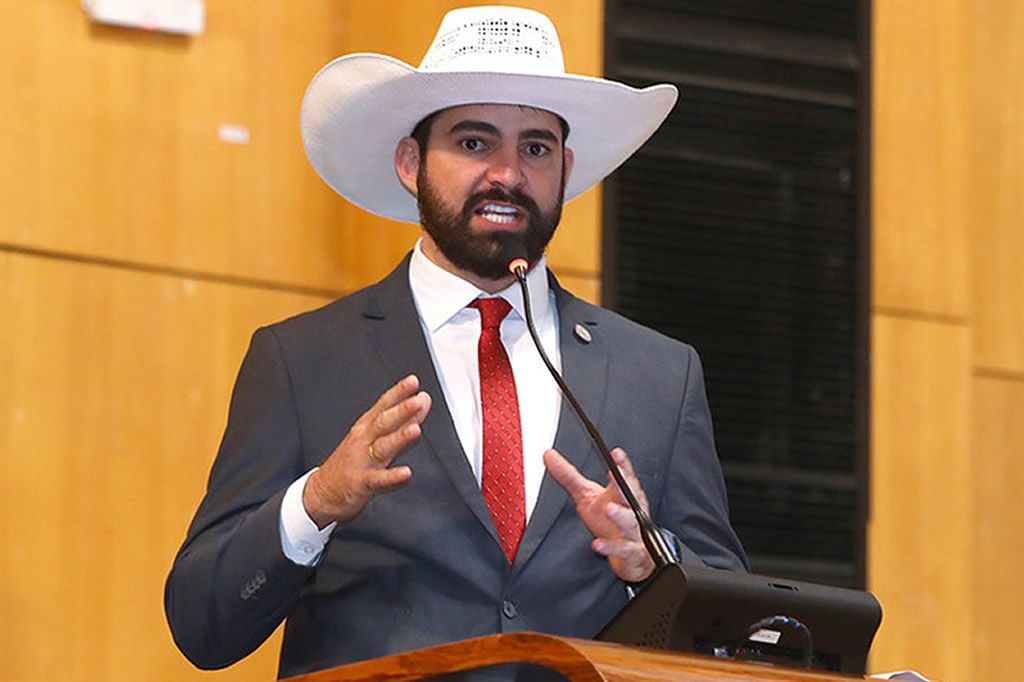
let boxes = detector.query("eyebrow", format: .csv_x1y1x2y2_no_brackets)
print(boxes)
447,120,561,144
520,128,560,144
448,120,499,136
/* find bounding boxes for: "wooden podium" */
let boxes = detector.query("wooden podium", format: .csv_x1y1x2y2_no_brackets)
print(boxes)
283,632,866,681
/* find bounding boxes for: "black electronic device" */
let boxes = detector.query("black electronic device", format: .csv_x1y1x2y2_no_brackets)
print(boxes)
598,563,882,674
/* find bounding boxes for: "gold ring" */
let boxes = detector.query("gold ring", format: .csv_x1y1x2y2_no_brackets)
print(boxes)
368,443,382,463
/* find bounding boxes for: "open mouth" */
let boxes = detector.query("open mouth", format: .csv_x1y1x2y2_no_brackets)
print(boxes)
474,202,523,225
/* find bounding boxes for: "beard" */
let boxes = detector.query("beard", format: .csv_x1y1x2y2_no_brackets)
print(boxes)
416,165,564,281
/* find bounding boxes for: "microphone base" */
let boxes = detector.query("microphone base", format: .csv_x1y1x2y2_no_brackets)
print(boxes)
596,563,687,650
595,563,881,675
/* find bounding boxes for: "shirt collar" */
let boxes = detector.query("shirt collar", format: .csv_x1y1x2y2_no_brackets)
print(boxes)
409,238,552,333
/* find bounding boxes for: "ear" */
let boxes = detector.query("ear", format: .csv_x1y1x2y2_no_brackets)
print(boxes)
395,137,421,196
562,147,575,189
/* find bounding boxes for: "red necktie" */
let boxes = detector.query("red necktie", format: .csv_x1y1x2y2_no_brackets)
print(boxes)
469,298,526,564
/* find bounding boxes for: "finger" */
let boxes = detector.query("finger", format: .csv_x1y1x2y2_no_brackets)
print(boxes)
543,449,598,501
350,377,424,448
367,421,423,466
611,448,637,478
609,447,649,510
363,465,413,493
372,391,431,438
604,501,641,541
591,537,647,560
362,375,421,426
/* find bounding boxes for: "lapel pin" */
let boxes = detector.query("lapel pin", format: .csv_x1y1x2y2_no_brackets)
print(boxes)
574,323,592,344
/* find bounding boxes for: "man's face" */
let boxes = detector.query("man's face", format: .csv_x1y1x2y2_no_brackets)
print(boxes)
398,104,574,282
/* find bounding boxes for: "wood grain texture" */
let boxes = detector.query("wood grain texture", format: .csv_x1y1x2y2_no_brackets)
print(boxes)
284,633,869,682
867,314,971,682
968,0,1024,373
871,2,1024,680
970,375,1024,682
0,1,350,289
553,270,600,306
0,251,328,680
871,0,970,318
0,0,602,296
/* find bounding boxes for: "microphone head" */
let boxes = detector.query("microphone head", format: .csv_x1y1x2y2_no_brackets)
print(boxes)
507,258,529,275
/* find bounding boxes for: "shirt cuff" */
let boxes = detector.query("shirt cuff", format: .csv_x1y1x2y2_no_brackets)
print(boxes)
279,468,337,566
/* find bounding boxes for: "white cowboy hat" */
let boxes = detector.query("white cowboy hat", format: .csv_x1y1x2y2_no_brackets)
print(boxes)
300,5,678,224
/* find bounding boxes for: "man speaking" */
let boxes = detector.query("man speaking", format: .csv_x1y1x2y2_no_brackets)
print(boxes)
166,5,747,678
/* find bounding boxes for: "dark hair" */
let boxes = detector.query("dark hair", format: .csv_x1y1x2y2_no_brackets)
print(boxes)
409,107,571,154
410,110,441,155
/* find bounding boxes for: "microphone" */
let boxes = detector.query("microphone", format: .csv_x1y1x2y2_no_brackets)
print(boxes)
508,257,676,570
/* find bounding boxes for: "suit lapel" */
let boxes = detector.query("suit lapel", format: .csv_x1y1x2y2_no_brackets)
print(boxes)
514,279,609,570
361,256,501,548
361,261,611,568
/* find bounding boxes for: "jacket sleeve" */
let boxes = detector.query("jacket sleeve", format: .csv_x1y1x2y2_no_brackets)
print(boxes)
164,327,316,669
657,345,749,572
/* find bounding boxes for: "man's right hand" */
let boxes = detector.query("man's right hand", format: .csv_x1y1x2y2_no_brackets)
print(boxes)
303,374,431,528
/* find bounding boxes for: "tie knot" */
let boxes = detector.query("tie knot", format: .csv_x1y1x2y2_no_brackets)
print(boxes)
470,297,513,330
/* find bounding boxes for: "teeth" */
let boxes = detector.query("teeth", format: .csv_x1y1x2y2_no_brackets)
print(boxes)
481,212,516,224
481,203,518,214
477,203,520,225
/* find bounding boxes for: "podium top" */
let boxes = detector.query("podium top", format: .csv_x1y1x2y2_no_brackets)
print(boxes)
283,632,869,682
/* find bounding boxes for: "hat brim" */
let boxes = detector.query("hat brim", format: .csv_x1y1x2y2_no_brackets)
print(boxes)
301,54,678,224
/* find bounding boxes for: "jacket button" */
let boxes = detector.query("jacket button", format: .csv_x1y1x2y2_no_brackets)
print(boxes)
240,570,267,600
501,600,518,619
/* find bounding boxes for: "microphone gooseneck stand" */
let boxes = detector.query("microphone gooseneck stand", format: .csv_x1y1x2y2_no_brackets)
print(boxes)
508,258,676,569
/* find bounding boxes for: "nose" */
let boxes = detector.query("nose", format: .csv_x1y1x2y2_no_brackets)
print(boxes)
484,147,525,190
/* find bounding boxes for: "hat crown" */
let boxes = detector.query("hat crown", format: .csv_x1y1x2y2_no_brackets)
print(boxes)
418,6,565,76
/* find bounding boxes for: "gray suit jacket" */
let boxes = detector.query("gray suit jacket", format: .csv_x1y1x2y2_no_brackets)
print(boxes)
165,255,747,678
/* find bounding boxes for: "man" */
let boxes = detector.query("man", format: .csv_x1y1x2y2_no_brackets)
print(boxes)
166,6,747,679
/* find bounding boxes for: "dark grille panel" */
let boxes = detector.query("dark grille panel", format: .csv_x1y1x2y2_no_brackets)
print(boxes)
605,0,868,587
623,0,858,39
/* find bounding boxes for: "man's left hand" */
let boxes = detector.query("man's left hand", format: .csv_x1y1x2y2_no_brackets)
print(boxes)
543,447,656,583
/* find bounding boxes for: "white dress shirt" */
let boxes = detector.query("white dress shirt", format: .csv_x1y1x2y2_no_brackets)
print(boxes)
280,241,562,565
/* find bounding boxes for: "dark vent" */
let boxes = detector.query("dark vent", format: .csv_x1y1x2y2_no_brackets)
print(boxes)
621,0,858,39
636,605,676,649
604,0,869,588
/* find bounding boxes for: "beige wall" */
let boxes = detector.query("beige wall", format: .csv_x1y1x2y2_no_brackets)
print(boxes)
0,1,601,680
870,1,1024,680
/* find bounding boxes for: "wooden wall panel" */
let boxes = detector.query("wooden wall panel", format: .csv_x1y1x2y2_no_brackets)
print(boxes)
867,315,972,681
871,0,970,318
971,375,1024,681
969,1,1024,373
0,1,351,289
872,1,1024,680
552,271,599,305
0,251,329,680
0,0,602,295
